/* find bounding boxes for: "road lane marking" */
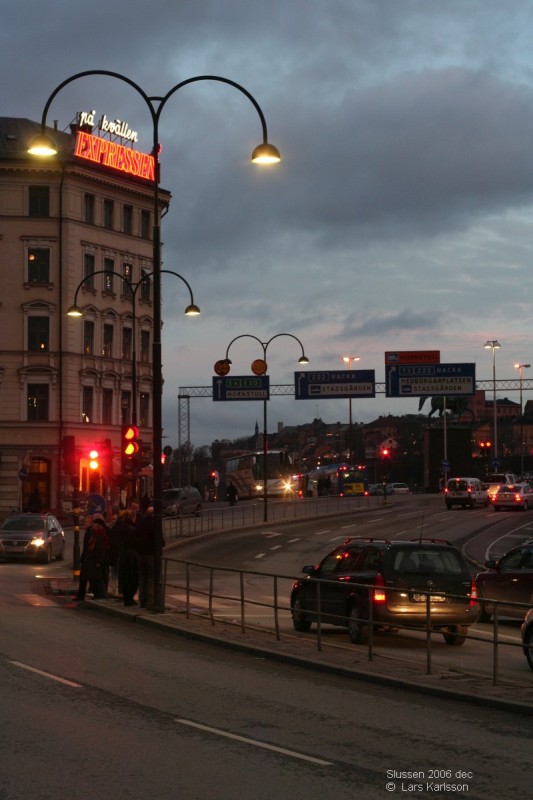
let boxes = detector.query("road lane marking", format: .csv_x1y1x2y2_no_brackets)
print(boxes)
10,661,82,688
255,553,266,559
315,530,330,535
264,532,282,538
287,538,300,542
270,545,282,550
174,718,333,765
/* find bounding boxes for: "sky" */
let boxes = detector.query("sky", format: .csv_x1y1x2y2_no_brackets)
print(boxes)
3,0,533,448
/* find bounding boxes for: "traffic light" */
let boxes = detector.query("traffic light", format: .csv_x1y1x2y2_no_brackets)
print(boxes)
121,424,140,471
89,449,99,470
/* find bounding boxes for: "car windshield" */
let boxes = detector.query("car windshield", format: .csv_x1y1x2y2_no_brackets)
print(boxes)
2,517,45,531
391,549,464,575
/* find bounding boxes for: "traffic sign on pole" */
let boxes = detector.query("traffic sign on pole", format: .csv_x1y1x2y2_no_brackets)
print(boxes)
294,370,375,399
212,375,270,401
385,363,475,397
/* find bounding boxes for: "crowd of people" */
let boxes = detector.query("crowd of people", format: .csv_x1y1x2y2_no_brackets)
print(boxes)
76,497,163,610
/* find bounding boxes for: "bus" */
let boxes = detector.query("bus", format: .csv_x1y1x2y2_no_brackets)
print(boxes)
304,463,369,496
224,450,294,499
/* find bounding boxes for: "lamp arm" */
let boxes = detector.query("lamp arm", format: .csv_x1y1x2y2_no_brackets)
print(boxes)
224,333,265,361
265,332,307,359
71,269,136,307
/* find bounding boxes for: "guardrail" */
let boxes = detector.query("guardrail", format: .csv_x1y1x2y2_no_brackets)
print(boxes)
163,493,386,540
160,557,531,686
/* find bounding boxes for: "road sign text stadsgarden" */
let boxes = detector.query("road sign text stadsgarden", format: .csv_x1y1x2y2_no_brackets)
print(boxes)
386,363,476,397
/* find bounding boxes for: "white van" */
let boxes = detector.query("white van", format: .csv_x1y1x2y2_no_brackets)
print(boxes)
445,477,489,509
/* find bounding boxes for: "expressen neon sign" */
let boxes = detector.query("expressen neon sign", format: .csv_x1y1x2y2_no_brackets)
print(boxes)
74,110,154,181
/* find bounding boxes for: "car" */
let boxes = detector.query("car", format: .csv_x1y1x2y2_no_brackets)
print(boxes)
368,483,385,496
483,473,519,503
492,483,533,511
521,608,533,671
444,477,489,509
162,487,202,517
0,513,65,563
290,537,478,646
474,541,533,621
386,482,410,494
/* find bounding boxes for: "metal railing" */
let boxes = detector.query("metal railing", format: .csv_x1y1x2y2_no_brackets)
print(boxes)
160,557,531,686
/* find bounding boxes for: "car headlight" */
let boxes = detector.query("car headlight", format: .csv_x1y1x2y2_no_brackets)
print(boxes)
32,537,45,548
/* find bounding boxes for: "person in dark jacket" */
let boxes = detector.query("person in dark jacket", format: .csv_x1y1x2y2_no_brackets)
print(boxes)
118,501,141,606
133,506,155,609
76,515,110,601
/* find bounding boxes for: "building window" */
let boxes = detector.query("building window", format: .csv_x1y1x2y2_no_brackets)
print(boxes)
140,268,151,302
102,388,113,425
123,204,133,235
82,386,93,423
83,320,94,355
103,199,114,230
27,248,50,283
141,209,150,239
84,252,96,288
122,327,132,360
123,263,133,298
84,193,95,224
121,391,131,425
102,324,114,357
28,317,49,351
29,186,49,217
140,330,150,363
140,393,150,427
104,257,114,293
27,384,49,421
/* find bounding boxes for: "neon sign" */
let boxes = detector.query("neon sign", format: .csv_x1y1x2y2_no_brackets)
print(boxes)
74,130,154,181
78,110,138,143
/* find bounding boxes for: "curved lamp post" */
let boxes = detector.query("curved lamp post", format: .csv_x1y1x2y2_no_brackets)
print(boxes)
484,340,501,463
515,362,530,476
342,355,360,464
29,69,280,611
222,333,309,522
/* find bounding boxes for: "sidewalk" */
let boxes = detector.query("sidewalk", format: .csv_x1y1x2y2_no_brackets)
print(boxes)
46,575,533,716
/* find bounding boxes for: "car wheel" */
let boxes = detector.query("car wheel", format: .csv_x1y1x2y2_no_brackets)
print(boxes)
291,594,312,632
442,625,468,646
524,628,533,671
347,604,369,644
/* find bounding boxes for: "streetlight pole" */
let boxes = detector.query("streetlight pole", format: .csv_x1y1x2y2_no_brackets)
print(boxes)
342,355,360,464
484,340,501,464
223,333,309,522
515,362,530,477
29,70,280,611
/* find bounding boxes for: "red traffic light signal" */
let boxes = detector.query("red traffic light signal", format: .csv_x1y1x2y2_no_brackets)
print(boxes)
89,449,99,470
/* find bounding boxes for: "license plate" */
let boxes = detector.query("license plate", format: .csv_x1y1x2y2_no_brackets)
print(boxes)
5,545,25,552
410,592,447,603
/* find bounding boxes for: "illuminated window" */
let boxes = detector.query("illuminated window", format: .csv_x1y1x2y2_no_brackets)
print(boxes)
27,384,49,421
29,186,49,217
28,317,49,351
83,320,94,355
104,257,114,292
122,263,133,298
28,248,50,283
140,268,151,302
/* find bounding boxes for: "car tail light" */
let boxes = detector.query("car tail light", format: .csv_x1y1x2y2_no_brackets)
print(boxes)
373,573,387,604
467,486,473,494
469,579,478,607
514,494,521,503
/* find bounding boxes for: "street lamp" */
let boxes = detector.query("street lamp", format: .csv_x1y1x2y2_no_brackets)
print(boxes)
514,362,530,476
342,355,360,463
222,333,309,522
484,340,501,463
29,69,280,611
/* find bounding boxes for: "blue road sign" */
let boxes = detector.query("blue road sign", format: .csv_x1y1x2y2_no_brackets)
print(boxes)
295,370,375,399
87,493,106,515
385,363,476,398
212,375,270,401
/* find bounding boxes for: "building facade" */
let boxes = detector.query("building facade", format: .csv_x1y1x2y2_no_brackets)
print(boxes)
0,115,170,516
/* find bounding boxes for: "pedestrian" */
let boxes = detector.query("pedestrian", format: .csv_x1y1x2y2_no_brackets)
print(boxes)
227,481,238,507
119,500,142,606
76,514,110,601
108,509,130,596
133,506,156,609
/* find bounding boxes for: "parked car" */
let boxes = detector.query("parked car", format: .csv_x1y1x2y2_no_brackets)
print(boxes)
444,477,489,510
521,608,533,671
386,482,410,494
162,487,202,517
474,541,533,621
0,513,65,563
492,483,533,511
290,537,478,645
